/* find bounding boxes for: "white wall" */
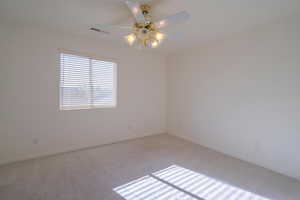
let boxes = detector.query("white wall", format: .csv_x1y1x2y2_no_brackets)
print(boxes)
0,24,166,165
167,16,300,180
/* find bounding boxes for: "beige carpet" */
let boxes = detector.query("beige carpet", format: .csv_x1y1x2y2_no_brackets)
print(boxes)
0,134,299,200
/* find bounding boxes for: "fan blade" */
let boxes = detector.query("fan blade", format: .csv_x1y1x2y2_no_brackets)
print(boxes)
90,27,110,34
125,0,145,23
91,25,132,36
155,11,189,29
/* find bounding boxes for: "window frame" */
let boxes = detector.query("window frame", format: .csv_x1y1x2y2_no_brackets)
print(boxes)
59,49,118,111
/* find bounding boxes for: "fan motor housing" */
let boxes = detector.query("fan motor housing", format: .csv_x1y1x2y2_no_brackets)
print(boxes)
135,21,155,31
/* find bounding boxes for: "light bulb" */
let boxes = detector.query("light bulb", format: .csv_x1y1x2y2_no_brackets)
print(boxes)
155,32,165,41
133,7,139,14
159,20,166,27
125,34,136,46
151,40,159,48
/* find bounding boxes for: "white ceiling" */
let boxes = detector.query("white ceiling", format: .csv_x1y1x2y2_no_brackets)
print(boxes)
1,0,300,53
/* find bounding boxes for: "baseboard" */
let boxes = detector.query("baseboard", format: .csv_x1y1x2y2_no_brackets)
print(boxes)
0,132,166,167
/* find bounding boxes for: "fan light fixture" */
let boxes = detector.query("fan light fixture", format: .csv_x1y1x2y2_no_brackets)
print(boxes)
124,5,166,48
125,31,165,48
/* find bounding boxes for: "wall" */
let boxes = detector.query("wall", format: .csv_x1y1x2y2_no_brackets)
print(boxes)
167,16,300,180
0,24,166,165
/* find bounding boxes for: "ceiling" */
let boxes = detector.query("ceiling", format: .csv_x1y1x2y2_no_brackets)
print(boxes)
1,0,300,54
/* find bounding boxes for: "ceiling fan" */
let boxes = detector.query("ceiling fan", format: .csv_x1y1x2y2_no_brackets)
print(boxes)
90,0,190,49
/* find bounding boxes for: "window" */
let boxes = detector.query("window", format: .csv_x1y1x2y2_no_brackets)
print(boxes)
60,53,117,110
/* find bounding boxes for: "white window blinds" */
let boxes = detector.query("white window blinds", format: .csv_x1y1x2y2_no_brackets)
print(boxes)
60,53,117,110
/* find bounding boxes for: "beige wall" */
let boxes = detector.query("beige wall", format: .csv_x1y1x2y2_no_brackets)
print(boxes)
1,14,300,182
167,16,300,180
0,24,166,165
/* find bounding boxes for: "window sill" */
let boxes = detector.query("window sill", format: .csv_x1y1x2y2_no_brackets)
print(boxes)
60,105,117,111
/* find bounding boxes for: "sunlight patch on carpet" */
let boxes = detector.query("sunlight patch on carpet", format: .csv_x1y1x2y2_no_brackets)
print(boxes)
114,165,272,200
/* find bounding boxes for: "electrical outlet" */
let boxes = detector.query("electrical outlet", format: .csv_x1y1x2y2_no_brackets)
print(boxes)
128,125,133,131
33,138,39,145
